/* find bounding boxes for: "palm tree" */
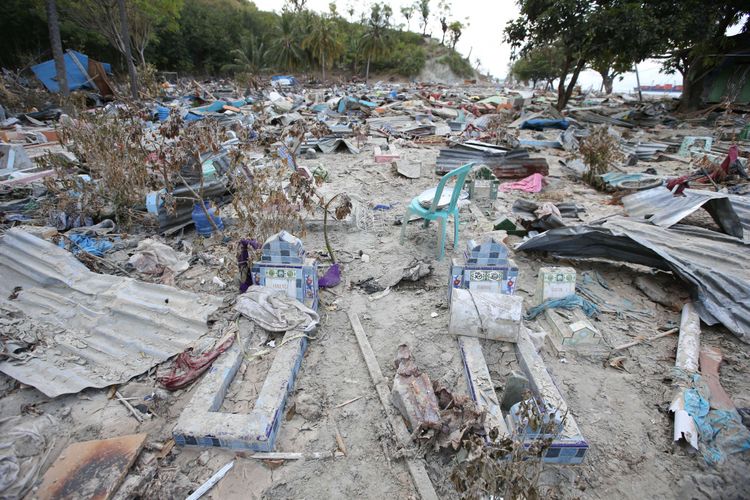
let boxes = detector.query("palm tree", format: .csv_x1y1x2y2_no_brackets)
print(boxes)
360,4,391,84
222,35,266,74
302,14,343,81
267,12,304,71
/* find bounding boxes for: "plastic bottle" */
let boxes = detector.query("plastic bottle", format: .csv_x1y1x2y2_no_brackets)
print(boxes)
192,201,224,236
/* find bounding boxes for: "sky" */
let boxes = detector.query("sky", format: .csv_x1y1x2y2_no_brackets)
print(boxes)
250,0,734,92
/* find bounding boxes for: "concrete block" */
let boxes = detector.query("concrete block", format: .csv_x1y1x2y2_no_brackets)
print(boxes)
534,267,576,305
449,289,522,342
173,330,307,451
543,308,602,354
449,259,519,300
514,326,588,464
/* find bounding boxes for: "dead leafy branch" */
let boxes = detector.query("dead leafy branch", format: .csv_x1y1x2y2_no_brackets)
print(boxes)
48,105,236,230
227,144,317,248
450,394,565,500
48,106,151,227
579,125,624,190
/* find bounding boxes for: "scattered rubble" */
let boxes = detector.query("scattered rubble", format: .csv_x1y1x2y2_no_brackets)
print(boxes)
1,63,749,499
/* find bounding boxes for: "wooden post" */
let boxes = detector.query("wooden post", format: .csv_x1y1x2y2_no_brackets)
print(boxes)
634,63,643,103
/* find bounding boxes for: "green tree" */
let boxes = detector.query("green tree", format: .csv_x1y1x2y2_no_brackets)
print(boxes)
648,0,749,110
360,3,392,84
511,44,563,89
588,3,663,94
448,20,462,49
62,0,182,67
401,6,414,31
505,0,662,110
302,13,344,81
418,0,430,36
267,12,304,71
221,35,265,74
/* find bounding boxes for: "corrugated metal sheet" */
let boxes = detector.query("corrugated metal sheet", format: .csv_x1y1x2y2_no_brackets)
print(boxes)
0,228,223,397
436,144,549,178
623,187,750,240
516,217,750,341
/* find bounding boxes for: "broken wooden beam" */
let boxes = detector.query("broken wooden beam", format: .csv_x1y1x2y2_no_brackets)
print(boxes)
611,327,678,352
391,344,441,431
186,460,234,500
699,346,735,411
457,336,509,438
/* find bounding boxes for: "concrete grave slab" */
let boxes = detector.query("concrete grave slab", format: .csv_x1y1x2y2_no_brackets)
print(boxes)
457,328,588,464
173,327,307,451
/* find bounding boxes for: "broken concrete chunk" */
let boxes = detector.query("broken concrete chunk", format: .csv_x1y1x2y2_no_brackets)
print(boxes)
378,258,432,289
448,289,522,342
391,344,441,431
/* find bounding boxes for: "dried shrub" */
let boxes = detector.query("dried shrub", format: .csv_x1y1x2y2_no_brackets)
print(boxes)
579,125,624,189
137,63,161,99
50,106,229,229
450,395,566,499
228,148,317,246
49,107,150,226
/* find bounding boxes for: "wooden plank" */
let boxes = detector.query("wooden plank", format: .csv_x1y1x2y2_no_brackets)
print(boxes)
37,433,147,500
347,311,438,500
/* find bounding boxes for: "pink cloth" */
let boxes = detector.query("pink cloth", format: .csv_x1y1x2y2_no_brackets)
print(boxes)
498,173,546,193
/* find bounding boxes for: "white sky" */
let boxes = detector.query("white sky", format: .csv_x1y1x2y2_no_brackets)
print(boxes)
251,0,740,92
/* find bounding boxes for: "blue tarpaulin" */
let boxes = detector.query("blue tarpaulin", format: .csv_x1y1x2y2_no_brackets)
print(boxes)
520,119,570,131
31,50,112,93
337,96,377,113
271,75,299,86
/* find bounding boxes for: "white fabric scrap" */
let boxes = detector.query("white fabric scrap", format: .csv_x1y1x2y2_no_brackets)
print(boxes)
128,239,189,275
235,286,319,333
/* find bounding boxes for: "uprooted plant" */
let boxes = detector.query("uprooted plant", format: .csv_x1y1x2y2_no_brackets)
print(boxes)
49,105,233,230
450,393,567,500
226,125,318,248
48,106,151,227
578,125,624,190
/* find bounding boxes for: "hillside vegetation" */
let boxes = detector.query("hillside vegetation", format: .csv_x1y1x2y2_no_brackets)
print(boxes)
0,0,475,82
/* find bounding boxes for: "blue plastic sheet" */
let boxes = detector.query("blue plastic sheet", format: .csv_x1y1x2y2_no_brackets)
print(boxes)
684,379,750,465
337,96,377,113
61,234,113,257
31,51,111,93
271,75,299,86
520,119,570,131
525,293,600,320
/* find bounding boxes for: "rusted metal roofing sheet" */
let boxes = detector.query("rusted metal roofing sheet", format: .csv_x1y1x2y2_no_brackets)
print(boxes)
516,217,750,341
0,228,223,397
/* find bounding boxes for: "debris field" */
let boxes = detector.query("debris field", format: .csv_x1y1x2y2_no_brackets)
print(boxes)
1,73,749,500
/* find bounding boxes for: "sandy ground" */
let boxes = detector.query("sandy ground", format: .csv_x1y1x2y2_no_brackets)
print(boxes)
2,126,749,499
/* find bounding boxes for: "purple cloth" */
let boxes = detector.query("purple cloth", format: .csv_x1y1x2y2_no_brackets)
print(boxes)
319,263,341,288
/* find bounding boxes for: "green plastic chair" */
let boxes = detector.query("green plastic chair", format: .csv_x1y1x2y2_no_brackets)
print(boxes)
399,162,475,260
